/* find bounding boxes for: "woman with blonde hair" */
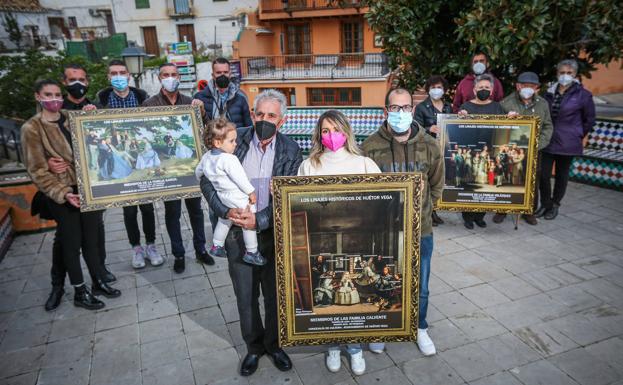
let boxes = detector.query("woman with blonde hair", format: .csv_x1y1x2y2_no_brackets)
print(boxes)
297,109,380,375
298,109,380,175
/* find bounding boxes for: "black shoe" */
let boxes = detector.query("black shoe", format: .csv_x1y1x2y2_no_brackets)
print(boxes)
74,285,105,310
492,213,506,224
45,286,64,311
432,211,444,225
196,250,215,266
464,220,474,230
535,206,549,218
92,280,121,298
174,257,185,274
240,353,262,376
102,267,116,283
475,219,487,228
268,349,292,372
544,204,559,220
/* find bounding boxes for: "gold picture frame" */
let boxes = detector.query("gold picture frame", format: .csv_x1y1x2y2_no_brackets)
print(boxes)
272,173,423,346
437,114,540,214
68,105,204,211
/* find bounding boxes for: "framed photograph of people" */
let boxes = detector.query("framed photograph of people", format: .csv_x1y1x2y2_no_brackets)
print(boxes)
272,173,423,346
437,114,540,213
68,105,204,211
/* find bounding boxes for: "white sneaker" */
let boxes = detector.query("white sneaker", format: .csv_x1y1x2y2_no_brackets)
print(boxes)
326,349,341,372
369,342,385,354
132,246,146,269
145,244,164,266
417,328,436,356
350,351,366,376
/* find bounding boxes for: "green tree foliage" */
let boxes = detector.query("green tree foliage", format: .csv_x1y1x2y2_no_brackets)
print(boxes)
2,12,21,50
0,50,109,120
364,0,623,91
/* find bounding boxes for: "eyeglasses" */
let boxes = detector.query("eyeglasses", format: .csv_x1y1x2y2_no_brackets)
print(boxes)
387,104,413,113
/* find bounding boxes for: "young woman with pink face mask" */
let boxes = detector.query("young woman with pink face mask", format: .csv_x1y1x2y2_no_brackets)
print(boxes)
297,109,380,375
298,110,380,176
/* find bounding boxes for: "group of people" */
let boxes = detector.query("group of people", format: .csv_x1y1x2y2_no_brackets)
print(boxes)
450,144,526,187
21,52,595,378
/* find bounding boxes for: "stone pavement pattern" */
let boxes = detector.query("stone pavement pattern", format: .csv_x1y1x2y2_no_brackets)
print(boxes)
0,181,622,385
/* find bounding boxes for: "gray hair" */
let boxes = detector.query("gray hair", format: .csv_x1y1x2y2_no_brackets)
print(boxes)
474,74,494,87
557,59,578,74
253,89,287,117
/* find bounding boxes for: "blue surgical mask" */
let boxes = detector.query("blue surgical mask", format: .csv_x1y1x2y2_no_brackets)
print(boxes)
429,88,444,100
558,74,574,86
387,111,412,133
111,75,129,91
519,87,535,99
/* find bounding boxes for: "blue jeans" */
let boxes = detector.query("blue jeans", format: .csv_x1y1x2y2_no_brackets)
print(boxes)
164,197,206,258
329,344,361,355
419,233,433,329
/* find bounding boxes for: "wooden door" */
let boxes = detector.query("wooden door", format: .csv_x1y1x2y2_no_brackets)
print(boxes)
142,26,159,56
177,24,196,52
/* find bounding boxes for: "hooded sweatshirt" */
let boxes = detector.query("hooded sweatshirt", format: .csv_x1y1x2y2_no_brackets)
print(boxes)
362,122,445,236
193,79,253,128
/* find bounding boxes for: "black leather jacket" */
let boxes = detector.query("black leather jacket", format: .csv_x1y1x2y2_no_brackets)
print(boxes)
199,127,303,231
414,96,453,138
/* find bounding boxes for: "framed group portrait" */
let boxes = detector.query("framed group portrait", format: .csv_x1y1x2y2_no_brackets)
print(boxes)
68,105,204,211
437,114,541,214
272,173,423,346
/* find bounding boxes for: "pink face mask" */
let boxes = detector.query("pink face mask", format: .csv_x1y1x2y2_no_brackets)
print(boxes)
40,99,64,113
321,131,347,152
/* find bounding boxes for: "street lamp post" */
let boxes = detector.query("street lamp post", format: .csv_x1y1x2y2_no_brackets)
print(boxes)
121,46,147,89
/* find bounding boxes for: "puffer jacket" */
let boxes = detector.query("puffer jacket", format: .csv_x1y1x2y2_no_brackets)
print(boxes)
362,122,445,236
193,80,253,129
21,111,76,204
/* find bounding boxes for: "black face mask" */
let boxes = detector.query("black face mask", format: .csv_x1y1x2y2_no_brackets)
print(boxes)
66,82,88,99
215,75,230,89
255,120,277,141
476,89,491,101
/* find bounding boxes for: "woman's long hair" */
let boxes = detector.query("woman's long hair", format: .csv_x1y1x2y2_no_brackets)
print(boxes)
308,109,361,167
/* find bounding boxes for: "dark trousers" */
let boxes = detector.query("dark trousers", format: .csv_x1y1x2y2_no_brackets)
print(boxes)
123,204,156,247
164,197,206,258
225,227,278,355
50,211,107,286
539,152,574,209
48,201,105,286
462,212,485,222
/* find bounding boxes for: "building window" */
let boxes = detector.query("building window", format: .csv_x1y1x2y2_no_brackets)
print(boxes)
135,0,150,9
341,21,363,53
307,88,361,106
174,0,190,14
67,16,77,29
286,23,310,55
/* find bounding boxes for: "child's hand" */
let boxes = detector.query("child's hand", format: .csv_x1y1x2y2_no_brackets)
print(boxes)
248,191,257,205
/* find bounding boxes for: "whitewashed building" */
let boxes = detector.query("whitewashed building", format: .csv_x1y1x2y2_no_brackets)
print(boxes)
0,1,61,51
39,0,115,40
110,0,256,56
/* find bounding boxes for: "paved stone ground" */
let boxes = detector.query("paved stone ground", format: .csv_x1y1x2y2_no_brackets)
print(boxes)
0,181,622,385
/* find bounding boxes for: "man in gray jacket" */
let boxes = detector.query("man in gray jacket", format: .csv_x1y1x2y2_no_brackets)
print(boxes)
494,71,553,225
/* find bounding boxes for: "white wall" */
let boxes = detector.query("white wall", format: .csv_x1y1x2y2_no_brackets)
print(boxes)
40,0,113,39
0,12,54,50
111,0,257,56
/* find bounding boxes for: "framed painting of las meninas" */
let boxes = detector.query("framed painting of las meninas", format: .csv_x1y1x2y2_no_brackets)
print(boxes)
437,114,540,213
68,105,204,211
272,173,423,346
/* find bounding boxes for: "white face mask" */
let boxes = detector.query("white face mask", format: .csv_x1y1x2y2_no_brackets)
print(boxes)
161,77,180,92
429,88,444,100
558,74,574,86
473,62,486,75
519,87,535,99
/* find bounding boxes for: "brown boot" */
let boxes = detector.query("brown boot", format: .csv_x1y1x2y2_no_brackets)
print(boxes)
522,214,538,225
492,213,506,223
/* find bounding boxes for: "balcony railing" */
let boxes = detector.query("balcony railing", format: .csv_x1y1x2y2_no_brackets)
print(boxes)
167,0,194,17
240,53,389,81
261,0,361,12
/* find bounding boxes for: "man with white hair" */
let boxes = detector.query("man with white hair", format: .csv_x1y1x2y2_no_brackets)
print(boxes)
199,89,302,377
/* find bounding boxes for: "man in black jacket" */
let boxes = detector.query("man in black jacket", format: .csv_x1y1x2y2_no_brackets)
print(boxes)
199,89,302,377
193,57,253,128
